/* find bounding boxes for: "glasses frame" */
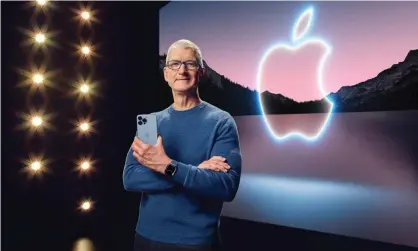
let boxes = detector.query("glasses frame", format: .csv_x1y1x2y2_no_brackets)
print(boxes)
165,60,201,71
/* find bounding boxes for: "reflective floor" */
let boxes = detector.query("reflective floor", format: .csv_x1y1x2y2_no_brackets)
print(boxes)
4,187,417,251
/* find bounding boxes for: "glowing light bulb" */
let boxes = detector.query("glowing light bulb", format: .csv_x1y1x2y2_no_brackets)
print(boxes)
36,0,47,6
80,83,90,94
79,200,93,212
81,46,90,55
23,155,49,178
81,11,90,20
79,122,90,132
32,73,44,85
30,160,42,171
81,161,90,170
31,115,43,127
34,33,45,44
81,201,91,210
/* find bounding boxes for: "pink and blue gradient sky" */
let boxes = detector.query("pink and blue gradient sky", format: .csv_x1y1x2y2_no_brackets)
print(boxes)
159,2,418,102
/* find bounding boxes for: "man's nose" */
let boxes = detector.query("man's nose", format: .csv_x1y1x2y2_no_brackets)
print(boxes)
178,63,187,73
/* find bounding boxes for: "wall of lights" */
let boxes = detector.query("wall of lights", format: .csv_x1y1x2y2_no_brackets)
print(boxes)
21,0,99,213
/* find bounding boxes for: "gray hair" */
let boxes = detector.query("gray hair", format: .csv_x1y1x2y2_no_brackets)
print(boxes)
166,39,204,68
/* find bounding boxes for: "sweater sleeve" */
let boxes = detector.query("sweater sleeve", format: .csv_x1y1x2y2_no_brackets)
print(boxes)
123,146,177,193
170,115,242,202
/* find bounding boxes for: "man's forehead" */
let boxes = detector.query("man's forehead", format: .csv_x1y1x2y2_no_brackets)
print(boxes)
167,48,196,61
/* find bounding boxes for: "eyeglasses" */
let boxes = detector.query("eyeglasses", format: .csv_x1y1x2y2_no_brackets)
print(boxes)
166,60,200,71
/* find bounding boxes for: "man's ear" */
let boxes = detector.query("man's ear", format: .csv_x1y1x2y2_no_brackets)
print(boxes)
163,67,169,82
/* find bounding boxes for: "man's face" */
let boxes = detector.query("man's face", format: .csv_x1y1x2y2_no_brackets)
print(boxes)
163,47,204,92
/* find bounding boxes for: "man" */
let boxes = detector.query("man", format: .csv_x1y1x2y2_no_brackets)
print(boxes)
123,39,242,251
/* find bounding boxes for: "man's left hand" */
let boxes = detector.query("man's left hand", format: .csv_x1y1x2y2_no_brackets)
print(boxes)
132,136,172,174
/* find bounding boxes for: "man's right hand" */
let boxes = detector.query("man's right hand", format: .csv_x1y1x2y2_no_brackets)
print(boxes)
198,156,230,172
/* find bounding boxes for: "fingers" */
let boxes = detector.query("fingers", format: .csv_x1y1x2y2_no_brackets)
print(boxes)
131,143,145,156
156,135,163,146
132,147,152,159
209,156,229,171
217,161,230,171
133,151,143,163
133,138,152,158
209,162,230,172
133,151,150,166
198,156,230,172
133,137,150,151
210,156,226,162
200,160,230,172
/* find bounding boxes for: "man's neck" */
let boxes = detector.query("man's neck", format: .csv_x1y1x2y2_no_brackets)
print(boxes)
172,90,202,111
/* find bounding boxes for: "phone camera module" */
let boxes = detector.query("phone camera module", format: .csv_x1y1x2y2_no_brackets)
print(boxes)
137,116,147,125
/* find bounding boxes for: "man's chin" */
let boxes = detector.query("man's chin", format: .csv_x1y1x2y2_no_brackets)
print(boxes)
172,83,195,92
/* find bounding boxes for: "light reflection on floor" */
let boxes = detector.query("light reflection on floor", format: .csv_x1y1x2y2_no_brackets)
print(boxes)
72,238,95,251
222,174,418,248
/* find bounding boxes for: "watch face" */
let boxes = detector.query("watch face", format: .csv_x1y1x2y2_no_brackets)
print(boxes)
165,164,176,176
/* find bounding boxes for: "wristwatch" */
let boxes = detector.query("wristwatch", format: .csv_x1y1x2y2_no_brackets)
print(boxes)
165,160,177,176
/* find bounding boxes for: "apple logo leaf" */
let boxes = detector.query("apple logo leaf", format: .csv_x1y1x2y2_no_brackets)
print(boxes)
292,7,314,43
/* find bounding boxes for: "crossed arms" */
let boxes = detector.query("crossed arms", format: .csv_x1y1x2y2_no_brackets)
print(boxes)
122,116,242,202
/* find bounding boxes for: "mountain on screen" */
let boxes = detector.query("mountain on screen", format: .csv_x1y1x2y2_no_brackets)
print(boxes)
157,49,418,115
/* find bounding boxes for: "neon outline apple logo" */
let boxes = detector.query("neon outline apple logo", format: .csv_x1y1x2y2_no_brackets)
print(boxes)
256,7,334,142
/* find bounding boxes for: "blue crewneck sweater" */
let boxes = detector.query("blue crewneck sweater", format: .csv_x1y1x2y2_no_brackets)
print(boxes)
123,102,242,245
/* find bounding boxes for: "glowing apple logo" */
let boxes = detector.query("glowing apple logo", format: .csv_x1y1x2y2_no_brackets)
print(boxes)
256,7,334,142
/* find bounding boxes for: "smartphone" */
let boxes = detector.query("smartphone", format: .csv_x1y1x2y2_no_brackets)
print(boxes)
136,114,158,145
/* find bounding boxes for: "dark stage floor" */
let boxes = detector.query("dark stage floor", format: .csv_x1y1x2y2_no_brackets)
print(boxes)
3,194,418,251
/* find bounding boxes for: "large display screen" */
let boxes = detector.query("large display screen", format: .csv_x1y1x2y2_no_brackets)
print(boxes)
159,2,418,248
